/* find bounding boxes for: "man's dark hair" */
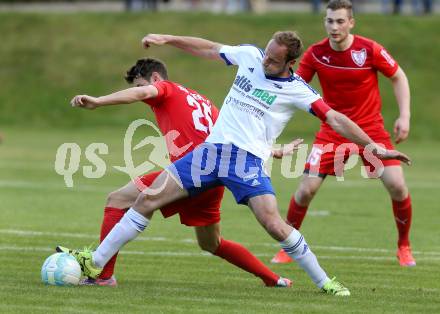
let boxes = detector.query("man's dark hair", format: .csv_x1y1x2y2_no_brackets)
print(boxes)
272,31,303,62
125,58,168,83
327,0,353,17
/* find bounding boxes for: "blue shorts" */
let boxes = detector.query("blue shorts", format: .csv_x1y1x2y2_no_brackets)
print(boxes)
167,143,275,205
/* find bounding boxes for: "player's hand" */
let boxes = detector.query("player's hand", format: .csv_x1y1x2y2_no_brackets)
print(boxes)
70,95,99,110
372,146,411,166
142,34,169,49
272,138,304,159
394,116,410,144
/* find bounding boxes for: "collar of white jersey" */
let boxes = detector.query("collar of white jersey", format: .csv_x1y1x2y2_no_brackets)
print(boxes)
264,74,295,82
264,69,295,82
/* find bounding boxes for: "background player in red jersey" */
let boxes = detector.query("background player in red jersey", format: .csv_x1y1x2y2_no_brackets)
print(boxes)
271,0,415,267
71,58,297,286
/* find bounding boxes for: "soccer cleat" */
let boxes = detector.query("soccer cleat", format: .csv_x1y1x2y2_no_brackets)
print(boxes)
321,277,350,296
397,245,416,267
80,276,117,287
275,277,293,288
56,246,102,279
265,277,292,288
270,249,294,264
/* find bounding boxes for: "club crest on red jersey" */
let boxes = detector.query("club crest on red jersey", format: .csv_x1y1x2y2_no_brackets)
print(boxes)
351,48,367,67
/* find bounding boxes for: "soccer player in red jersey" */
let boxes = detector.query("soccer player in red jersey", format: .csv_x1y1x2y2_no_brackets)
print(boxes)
71,58,295,287
271,0,415,267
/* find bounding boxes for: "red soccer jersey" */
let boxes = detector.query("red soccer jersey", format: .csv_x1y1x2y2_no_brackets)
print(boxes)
297,35,399,141
144,80,218,162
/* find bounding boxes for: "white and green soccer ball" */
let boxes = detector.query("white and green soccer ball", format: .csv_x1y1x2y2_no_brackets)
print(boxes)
41,252,81,286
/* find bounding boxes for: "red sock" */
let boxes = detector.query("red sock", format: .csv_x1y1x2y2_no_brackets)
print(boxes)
214,238,279,286
286,196,309,230
392,195,412,247
98,207,126,279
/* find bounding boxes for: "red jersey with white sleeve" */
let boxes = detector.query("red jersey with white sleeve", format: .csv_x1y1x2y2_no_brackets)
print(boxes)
144,80,218,162
297,35,399,142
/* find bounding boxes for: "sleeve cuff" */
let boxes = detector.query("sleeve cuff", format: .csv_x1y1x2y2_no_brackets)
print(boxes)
309,98,331,121
219,52,233,66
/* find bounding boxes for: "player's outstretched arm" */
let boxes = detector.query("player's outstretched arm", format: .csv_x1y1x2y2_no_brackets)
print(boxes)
70,86,158,110
142,34,223,62
390,67,411,144
324,109,411,165
272,138,303,159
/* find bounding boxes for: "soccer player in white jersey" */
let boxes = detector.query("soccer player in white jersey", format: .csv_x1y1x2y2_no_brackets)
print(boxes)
60,31,411,296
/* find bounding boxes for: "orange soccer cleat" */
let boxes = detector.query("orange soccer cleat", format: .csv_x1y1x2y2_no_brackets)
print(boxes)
397,245,416,267
270,249,294,264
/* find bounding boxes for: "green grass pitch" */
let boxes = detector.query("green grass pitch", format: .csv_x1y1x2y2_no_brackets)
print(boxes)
0,127,439,313
0,10,439,314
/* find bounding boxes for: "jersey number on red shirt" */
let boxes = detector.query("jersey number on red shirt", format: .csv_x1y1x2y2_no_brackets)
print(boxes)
186,94,214,134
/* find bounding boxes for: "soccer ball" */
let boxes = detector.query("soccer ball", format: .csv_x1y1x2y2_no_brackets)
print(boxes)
41,252,81,286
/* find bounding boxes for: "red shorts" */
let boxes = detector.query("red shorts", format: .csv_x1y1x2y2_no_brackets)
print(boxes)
304,132,400,178
135,171,224,227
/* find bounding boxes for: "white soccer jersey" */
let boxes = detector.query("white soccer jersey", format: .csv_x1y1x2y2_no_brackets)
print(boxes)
205,44,321,161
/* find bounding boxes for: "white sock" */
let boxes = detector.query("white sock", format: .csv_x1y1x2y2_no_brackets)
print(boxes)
280,229,330,288
93,208,149,268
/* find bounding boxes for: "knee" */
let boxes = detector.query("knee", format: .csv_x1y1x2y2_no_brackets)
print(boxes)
296,184,317,205
198,237,220,254
387,180,408,201
133,194,156,217
106,190,133,208
106,190,121,206
263,219,288,241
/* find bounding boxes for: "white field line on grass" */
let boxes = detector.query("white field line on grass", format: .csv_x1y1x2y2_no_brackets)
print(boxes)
1,228,439,257
0,180,112,193
0,228,167,241
0,179,440,192
1,245,440,265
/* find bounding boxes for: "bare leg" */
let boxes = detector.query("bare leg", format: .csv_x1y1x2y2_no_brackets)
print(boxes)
380,165,408,201
92,172,189,268
106,181,142,209
272,174,325,263
133,171,189,218
98,181,143,279
287,174,325,229
294,174,325,207
380,165,414,257
195,223,282,286
248,194,330,288
195,223,221,253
